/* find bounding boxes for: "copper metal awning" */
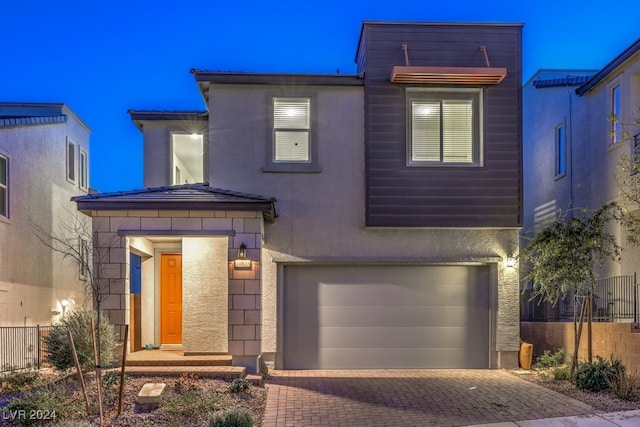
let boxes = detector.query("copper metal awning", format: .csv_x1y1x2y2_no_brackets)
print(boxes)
391,65,507,84
390,44,507,85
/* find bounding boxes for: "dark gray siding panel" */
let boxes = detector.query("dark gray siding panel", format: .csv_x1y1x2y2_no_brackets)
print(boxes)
362,23,523,227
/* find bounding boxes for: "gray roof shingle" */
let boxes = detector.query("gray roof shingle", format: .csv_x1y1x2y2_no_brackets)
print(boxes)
73,183,277,222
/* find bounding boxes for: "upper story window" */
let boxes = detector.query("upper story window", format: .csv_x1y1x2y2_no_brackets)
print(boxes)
171,132,204,184
610,84,621,145
555,123,566,178
0,154,8,219
66,139,76,182
407,89,482,166
264,95,320,173
79,149,88,191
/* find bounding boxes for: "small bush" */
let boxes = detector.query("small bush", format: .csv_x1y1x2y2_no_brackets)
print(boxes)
43,310,116,371
162,389,222,419
205,406,253,427
607,373,640,401
553,365,571,381
102,369,127,388
229,378,251,394
535,348,565,368
1,365,40,391
573,356,626,392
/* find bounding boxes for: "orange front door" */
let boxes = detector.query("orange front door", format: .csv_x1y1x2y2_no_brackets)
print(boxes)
160,254,182,344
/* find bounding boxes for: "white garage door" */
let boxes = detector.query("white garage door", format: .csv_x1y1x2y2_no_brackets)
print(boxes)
283,265,491,369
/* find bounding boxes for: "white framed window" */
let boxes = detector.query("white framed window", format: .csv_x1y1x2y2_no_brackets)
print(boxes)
170,132,204,185
66,138,76,182
79,238,90,280
0,154,8,219
408,89,482,166
273,97,310,162
79,149,88,191
610,84,621,145
264,94,320,173
555,123,566,178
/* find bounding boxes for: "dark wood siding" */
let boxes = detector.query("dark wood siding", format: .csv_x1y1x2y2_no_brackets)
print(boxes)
359,23,523,227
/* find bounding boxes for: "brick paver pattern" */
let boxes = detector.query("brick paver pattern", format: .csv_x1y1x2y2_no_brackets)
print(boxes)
262,370,594,427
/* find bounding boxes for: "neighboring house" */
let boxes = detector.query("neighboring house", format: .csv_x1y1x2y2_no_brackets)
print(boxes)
0,102,91,327
522,39,640,321
74,22,523,372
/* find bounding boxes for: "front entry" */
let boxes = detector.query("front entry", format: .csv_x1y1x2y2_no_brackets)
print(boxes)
160,253,182,344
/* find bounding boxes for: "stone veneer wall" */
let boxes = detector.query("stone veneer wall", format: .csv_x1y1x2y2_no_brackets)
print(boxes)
90,209,263,368
521,322,640,374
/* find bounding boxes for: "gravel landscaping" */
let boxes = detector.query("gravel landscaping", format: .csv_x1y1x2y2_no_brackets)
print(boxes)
0,369,266,426
510,368,640,413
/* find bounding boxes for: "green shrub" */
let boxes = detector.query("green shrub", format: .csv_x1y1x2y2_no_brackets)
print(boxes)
607,373,640,401
162,389,222,419
205,406,253,427
229,378,251,394
43,310,116,371
535,348,565,368
573,356,626,392
553,365,571,381
102,369,127,388
1,365,40,391
1,385,84,427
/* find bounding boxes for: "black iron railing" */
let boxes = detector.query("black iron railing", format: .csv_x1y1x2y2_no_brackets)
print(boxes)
522,274,638,323
0,325,51,372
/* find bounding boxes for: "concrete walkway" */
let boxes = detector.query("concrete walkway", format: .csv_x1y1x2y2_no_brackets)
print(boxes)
262,370,599,426
469,410,640,426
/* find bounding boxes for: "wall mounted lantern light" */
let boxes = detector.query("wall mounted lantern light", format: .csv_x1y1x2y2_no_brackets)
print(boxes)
234,243,251,269
506,255,517,268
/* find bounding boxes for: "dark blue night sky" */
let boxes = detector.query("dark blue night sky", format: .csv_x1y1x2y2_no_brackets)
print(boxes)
2,0,639,192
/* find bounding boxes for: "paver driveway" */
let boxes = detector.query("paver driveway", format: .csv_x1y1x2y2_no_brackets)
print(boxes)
262,370,594,427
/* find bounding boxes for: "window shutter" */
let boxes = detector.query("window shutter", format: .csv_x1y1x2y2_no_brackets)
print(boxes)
411,101,441,161
442,100,473,163
274,98,311,162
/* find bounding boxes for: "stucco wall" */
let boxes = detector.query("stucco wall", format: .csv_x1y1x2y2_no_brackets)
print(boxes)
182,236,228,354
0,110,91,326
521,321,640,374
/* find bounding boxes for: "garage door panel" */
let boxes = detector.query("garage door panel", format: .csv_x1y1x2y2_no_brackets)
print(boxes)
318,348,489,369
319,306,479,328
319,326,486,348
284,265,490,369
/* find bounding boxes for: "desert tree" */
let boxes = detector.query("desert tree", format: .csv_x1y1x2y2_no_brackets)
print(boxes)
614,110,640,245
31,210,119,366
520,203,620,373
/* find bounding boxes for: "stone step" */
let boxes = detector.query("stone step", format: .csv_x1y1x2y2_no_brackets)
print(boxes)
124,365,246,380
126,358,232,367
245,374,263,386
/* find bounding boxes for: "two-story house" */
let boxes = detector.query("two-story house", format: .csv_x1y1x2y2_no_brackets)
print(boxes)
0,102,91,328
522,39,640,320
74,22,523,372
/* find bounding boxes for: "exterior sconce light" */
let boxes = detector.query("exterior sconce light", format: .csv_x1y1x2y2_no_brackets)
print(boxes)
506,255,516,268
234,243,251,269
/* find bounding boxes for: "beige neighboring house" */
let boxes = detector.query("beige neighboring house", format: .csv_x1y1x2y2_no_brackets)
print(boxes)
523,38,640,321
0,102,91,328
74,21,523,373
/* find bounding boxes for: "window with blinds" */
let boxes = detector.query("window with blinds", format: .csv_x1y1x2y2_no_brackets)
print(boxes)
408,90,481,166
273,97,310,162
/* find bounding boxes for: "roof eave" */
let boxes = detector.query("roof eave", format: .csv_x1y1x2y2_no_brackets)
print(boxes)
190,70,364,86
576,38,640,96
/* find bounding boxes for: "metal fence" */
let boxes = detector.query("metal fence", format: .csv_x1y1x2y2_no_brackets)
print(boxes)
0,325,51,373
521,274,638,323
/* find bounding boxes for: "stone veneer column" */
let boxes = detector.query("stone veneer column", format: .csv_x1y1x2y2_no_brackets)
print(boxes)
228,213,263,373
